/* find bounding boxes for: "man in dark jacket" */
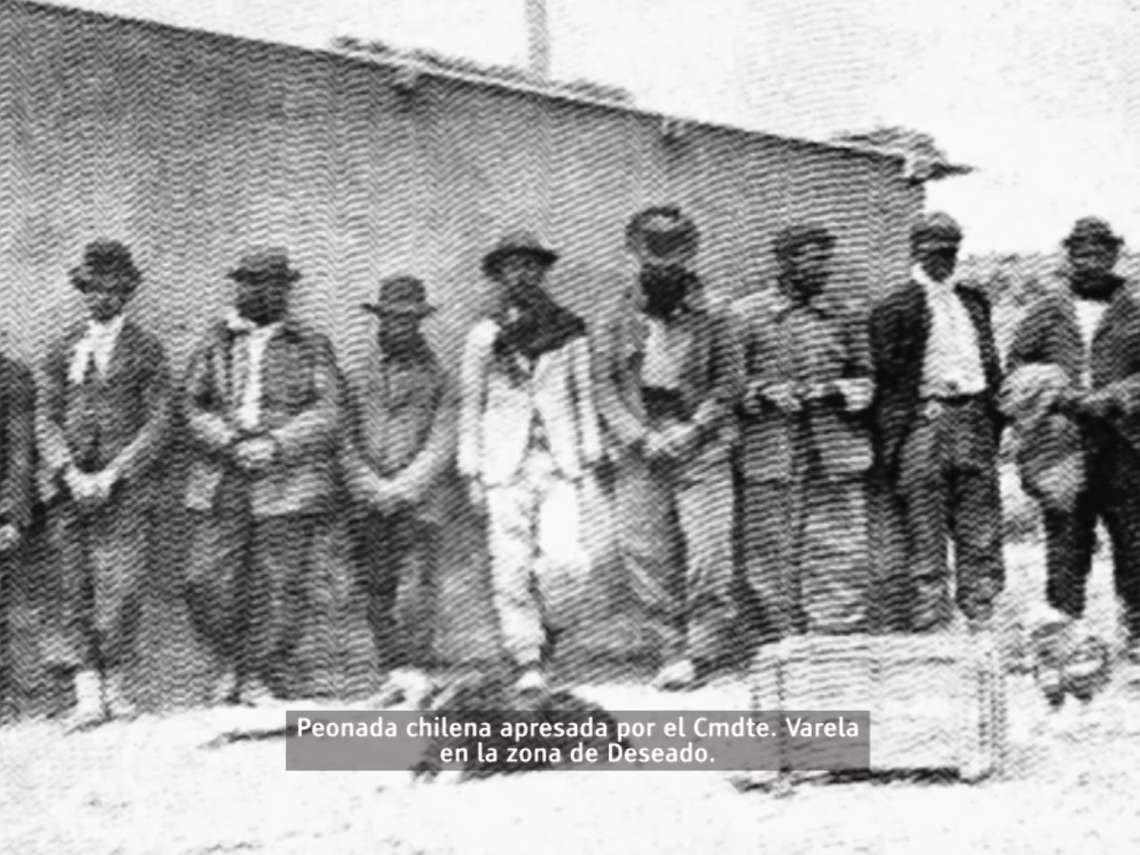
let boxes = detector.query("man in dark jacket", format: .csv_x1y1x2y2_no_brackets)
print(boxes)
0,351,36,720
733,223,875,640
39,241,171,726
182,248,345,706
870,213,1004,633
594,207,744,689
341,275,459,685
1007,218,1140,667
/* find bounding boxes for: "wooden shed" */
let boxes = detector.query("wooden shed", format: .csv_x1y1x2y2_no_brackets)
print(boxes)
0,0,925,711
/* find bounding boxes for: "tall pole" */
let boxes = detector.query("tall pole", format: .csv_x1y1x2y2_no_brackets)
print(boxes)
525,0,550,80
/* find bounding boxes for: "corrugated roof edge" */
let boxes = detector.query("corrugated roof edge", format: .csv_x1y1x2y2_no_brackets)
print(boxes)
21,0,907,168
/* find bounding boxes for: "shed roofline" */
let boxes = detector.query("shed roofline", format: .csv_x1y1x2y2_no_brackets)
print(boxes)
23,0,906,169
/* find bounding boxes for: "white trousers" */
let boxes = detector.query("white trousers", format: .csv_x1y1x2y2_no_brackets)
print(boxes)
485,446,587,667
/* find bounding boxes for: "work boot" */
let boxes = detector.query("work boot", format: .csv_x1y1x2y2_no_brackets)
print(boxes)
514,665,549,697
102,671,138,720
236,677,277,708
66,669,107,731
653,658,697,691
1028,612,1074,710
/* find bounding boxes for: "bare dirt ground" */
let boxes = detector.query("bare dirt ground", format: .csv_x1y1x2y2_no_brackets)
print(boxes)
5,483,1140,855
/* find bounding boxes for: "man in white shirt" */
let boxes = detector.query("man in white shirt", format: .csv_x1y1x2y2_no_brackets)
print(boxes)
1007,218,1140,692
38,240,171,727
870,213,1005,633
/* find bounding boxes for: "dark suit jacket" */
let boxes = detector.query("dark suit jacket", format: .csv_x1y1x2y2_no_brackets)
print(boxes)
1007,280,1140,458
870,278,1003,477
593,285,744,465
0,353,36,530
38,320,171,504
182,318,344,518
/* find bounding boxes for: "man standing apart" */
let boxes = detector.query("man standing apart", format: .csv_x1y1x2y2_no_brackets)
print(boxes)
0,348,35,721
870,213,1004,633
458,232,600,696
182,249,344,705
1006,218,1140,670
595,207,743,690
734,224,874,640
39,241,171,726
342,275,458,686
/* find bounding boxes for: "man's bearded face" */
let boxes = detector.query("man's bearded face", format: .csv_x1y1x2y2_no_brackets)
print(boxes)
235,278,291,325
640,263,692,319
780,241,832,300
913,236,959,283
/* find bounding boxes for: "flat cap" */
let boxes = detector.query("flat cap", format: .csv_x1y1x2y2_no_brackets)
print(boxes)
911,212,963,245
626,206,700,265
1063,217,1123,248
482,231,559,279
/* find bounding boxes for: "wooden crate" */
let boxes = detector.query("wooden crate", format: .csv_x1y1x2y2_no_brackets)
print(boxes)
749,632,1007,783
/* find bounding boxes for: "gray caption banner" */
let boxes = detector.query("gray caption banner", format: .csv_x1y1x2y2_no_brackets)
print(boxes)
284,709,870,772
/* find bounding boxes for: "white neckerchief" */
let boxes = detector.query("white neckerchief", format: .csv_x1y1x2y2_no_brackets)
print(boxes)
226,310,283,432
1074,297,1108,387
69,313,126,386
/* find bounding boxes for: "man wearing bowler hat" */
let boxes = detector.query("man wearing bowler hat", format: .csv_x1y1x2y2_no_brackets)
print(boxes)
38,240,171,727
733,223,875,641
870,212,1004,634
594,206,744,690
182,248,345,706
458,231,601,695
1006,217,1140,692
342,275,458,686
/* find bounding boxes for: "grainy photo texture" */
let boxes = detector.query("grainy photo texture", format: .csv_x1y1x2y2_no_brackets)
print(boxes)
2,1,1140,853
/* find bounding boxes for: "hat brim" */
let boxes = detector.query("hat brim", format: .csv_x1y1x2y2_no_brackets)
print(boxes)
227,269,303,284
911,231,962,246
1063,234,1123,248
70,267,140,293
359,302,436,317
482,247,559,278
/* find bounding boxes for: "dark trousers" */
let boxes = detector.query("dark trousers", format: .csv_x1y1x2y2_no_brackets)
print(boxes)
896,397,1003,629
1044,428,1140,640
357,507,440,671
185,509,336,695
53,494,148,674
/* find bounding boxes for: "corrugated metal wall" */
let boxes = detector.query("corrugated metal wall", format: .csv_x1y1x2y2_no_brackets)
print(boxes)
0,0,923,707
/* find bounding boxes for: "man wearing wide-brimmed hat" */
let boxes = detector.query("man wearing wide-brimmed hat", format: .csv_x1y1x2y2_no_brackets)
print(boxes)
181,248,345,706
870,212,1004,635
341,275,458,687
1006,217,1140,697
458,231,601,696
733,223,875,643
38,240,172,727
594,206,744,690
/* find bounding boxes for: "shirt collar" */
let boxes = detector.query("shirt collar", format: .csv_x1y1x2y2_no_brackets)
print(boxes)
87,313,125,342
913,263,955,295
226,309,282,339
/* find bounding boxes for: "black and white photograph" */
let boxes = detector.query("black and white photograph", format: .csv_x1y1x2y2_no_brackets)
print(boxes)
2,0,1140,852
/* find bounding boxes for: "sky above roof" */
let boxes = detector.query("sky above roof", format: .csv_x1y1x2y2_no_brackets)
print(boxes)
49,0,1140,255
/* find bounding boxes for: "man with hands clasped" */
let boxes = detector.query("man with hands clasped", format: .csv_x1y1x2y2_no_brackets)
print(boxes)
182,248,345,706
341,275,458,686
734,224,875,640
39,241,171,727
594,207,744,690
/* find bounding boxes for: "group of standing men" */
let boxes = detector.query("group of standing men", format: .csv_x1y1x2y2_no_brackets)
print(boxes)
0,206,1137,726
